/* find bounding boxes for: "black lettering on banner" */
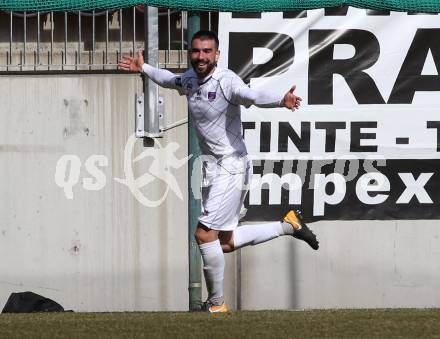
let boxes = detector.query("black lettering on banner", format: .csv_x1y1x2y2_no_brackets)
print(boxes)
244,159,439,222
283,11,307,18
231,8,434,20
427,121,440,151
366,9,390,15
260,122,271,152
350,121,378,152
315,121,347,152
324,6,349,16
308,29,385,105
287,7,392,17
232,12,262,18
228,32,295,84
388,29,440,104
407,12,438,15
242,121,255,139
233,7,397,20
395,137,409,145
278,122,310,152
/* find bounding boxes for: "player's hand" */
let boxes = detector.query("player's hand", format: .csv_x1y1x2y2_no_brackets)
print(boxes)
282,85,302,111
118,50,144,72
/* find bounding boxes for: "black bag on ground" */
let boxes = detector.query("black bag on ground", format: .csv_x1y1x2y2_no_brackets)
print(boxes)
2,291,65,313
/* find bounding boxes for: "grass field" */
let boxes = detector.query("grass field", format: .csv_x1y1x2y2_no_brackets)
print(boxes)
1,309,440,338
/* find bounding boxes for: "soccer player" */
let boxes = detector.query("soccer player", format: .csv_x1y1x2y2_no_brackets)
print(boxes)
118,30,319,313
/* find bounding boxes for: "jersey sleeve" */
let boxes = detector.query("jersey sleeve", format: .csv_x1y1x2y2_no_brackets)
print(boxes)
142,63,185,95
223,72,284,108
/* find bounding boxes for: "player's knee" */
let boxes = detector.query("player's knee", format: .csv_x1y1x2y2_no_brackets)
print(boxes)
220,243,234,253
218,231,234,253
194,223,212,244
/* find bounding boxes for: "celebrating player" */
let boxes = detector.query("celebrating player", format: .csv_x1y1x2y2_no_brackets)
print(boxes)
118,30,319,313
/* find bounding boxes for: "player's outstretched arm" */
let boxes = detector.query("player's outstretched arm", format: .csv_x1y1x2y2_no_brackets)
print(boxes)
118,50,181,90
282,85,302,111
230,75,301,110
243,85,302,110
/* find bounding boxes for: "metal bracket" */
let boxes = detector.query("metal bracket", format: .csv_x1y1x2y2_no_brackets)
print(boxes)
135,93,164,138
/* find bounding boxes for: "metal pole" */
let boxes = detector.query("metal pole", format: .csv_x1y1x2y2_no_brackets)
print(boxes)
119,9,123,60
23,12,26,67
78,11,81,66
105,10,109,67
143,6,150,135
167,9,171,66
64,12,67,68
179,11,184,68
236,249,242,310
9,11,12,70
143,6,160,137
92,10,95,67
50,12,53,67
187,12,201,312
37,12,40,66
132,6,136,57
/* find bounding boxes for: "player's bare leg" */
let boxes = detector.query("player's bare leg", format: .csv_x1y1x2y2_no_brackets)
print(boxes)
218,231,234,253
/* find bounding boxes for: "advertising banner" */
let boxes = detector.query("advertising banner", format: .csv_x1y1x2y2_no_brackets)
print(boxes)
218,8,440,221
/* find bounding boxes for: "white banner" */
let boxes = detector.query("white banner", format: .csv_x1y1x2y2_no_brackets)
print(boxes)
219,9,440,160
218,8,440,220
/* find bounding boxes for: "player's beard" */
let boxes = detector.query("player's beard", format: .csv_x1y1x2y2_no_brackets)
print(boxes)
192,59,217,79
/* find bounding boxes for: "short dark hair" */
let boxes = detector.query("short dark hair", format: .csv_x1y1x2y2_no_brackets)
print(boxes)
191,30,219,48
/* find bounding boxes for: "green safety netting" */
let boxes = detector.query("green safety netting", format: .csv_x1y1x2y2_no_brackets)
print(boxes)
0,0,439,12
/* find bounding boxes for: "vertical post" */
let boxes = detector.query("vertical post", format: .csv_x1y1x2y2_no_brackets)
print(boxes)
64,12,67,68
23,12,26,67
37,12,40,67
78,11,81,66
180,11,185,68
143,6,160,137
9,11,12,70
50,12,53,67
92,10,95,67
119,9,123,60
187,12,201,312
105,10,109,67
236,249,242,310
167,9,171,66
132,6,136,57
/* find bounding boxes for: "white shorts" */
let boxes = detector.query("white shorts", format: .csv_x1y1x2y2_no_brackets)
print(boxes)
198,155,252,231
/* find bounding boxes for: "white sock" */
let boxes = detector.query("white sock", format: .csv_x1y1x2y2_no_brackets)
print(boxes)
233,221,294,250
199,239,225,306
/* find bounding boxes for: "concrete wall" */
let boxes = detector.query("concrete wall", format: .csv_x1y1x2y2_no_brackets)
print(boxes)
0,74,191,311
241,220,440,309
0,74,439,312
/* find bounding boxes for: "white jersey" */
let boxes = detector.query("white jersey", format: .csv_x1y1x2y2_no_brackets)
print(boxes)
142,64,284,158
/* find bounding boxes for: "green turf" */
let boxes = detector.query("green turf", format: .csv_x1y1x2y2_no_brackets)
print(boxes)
1,309,440,338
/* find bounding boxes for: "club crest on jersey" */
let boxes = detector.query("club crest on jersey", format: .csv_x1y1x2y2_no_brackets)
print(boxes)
208,92,216,102
186,82,193,90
